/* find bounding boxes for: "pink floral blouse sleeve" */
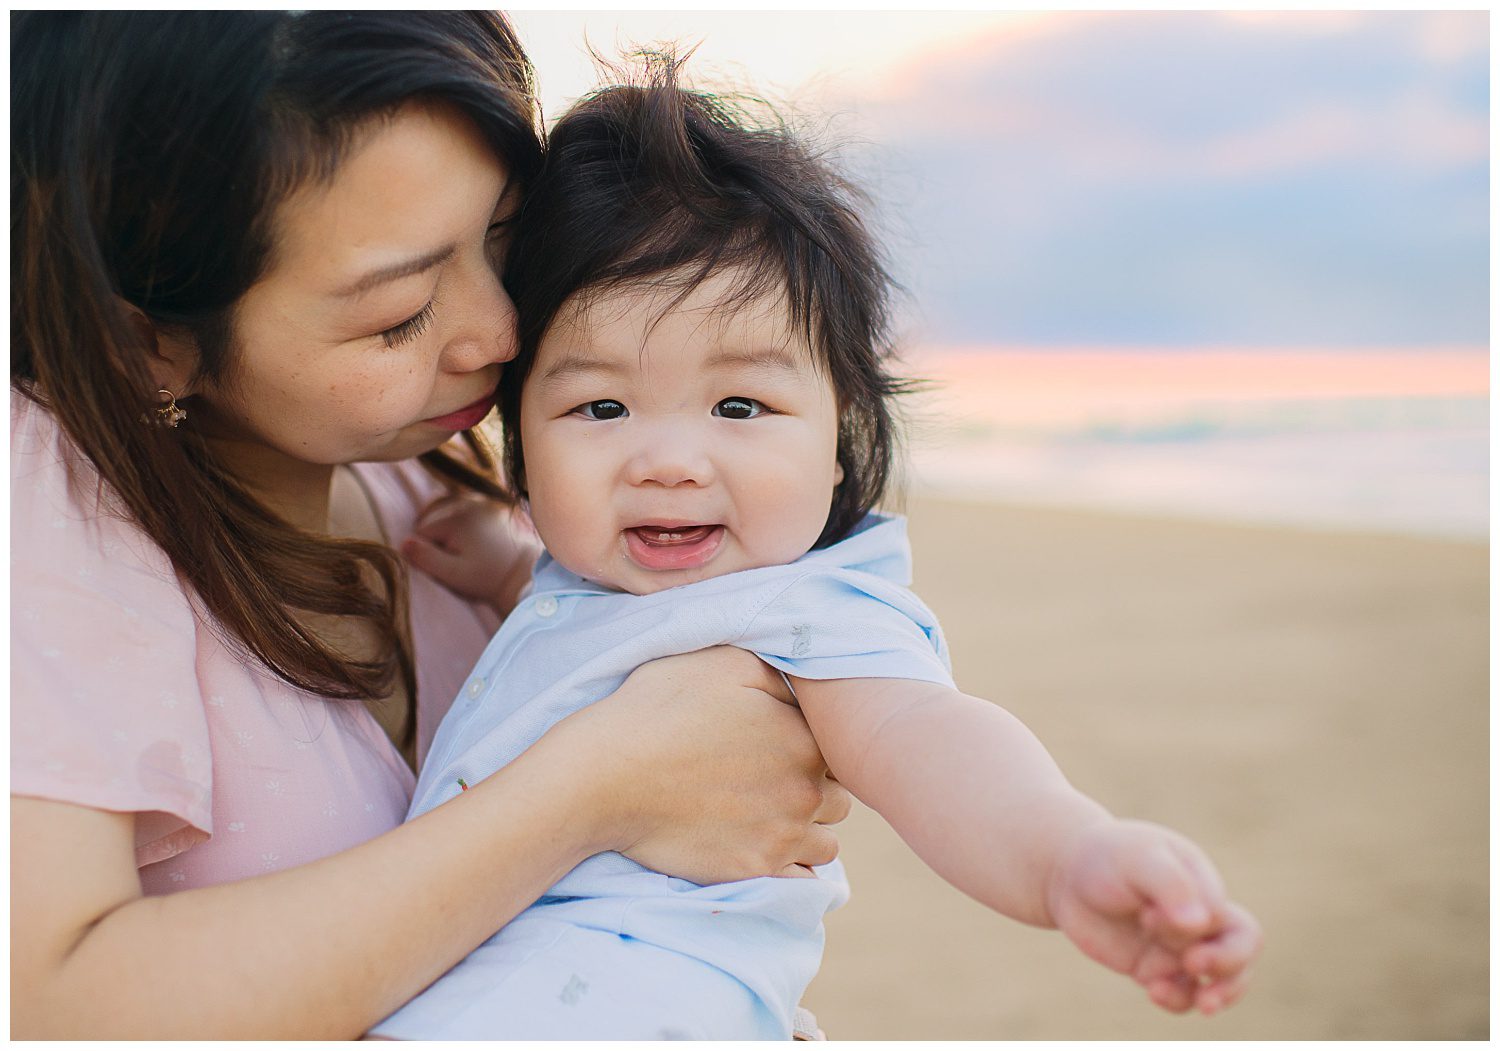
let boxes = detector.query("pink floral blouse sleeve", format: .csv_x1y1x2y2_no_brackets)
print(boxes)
10,393,214,864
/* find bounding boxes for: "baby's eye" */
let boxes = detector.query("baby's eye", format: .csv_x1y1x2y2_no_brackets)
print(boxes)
571,399,628,420
713,397,769,420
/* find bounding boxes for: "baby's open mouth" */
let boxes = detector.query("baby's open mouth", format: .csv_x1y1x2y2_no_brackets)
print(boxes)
628,524,718,546
623,523,725,571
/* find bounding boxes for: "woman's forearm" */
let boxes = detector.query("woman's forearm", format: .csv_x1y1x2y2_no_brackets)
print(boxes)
14,648,840,1039
795,676,1110,928
11,733,610,1040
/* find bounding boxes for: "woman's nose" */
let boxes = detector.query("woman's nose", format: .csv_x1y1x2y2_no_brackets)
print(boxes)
441,261,518,372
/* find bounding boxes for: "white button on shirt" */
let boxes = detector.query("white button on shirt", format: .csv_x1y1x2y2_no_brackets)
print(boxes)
534,595,559,617
466,678,485,699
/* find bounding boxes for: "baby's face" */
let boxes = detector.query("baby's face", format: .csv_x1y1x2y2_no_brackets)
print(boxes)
519,269,843,595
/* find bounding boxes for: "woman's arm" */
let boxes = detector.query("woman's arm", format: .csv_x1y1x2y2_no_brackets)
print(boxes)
11,754,588,1040
11,649,845,1039
792,676,1259,1014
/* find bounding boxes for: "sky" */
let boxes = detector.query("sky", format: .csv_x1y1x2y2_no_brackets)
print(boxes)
507,10,1488,350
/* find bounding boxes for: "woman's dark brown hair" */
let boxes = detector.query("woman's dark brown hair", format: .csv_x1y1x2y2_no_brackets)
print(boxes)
500,54,909,549
11,12,543,709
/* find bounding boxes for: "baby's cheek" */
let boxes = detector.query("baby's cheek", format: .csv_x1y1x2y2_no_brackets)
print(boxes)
756,500,829,564
527,494,586,561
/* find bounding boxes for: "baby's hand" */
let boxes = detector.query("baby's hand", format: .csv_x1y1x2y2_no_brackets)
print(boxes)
402,494,540,615
1045,818,1261,1016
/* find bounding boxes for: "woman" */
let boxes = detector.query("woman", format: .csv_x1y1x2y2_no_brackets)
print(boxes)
10,12,848,1038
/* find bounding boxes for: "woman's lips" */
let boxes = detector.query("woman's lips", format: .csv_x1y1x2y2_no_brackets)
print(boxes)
624,524,724,572
425,389,497,431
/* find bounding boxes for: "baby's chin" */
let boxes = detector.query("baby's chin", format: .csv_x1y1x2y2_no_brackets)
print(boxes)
569,551,753,596
556,532,819,595
590,562,734,596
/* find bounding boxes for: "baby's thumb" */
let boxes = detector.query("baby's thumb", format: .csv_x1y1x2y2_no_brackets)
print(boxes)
402,534,461,585
412,497,467,544
1131,841,1213,935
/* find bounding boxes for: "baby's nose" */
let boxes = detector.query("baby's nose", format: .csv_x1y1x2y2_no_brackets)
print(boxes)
626,423,715,488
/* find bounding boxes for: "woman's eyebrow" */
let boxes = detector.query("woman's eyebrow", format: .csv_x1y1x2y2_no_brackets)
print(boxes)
335,245,456,299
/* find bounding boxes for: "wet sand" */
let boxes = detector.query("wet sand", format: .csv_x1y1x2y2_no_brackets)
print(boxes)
802,497,1488,1040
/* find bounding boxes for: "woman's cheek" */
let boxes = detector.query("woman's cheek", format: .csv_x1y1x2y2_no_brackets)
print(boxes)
338,365,435,433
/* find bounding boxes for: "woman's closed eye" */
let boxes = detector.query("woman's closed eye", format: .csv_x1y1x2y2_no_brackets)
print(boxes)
379,300,436,349
486,217,516,267
713,397,771,420
571,399,628,420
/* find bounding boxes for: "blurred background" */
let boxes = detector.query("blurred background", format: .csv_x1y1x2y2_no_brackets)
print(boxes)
509,10,1489,1040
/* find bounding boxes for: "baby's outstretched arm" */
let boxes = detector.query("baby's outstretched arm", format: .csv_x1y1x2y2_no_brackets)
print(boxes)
792,676,1260,1015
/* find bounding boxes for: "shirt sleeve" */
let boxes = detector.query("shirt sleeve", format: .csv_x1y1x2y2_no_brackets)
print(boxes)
734,568,954,688
11,402,214,867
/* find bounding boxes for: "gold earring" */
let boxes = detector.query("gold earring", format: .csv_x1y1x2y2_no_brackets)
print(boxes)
143,389,187,428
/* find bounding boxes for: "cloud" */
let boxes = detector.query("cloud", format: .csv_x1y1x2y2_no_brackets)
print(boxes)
835,12,1488,347
1414,10,1490,66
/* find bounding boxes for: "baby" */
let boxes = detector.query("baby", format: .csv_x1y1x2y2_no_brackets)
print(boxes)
374,66,1260,1040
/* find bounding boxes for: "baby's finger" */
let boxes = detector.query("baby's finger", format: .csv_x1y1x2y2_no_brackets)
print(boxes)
1168,838,1231,928
414,494,468,529
413,505,470,546
1124,838,1212,935
402,534,466,582
1184,901,1263,979
1195,968,1253,1015
1131,942,1185,987
1145,972,1197,1014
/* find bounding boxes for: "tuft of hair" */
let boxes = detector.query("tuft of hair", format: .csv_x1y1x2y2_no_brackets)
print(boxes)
501,50,911,549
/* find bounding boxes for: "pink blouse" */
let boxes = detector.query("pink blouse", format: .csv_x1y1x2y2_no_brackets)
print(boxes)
10,392,500,893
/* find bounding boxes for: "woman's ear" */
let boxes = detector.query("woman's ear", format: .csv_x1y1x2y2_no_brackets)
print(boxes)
119,298,201,396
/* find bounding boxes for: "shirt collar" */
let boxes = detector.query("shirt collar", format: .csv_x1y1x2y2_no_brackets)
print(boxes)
528,511,913,595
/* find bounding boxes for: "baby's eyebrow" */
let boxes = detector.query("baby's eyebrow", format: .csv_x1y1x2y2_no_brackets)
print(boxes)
704,347,808,375
535,346,809,387
535,353,630,385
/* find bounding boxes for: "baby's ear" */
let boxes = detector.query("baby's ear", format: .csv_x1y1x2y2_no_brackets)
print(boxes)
833,461,845,487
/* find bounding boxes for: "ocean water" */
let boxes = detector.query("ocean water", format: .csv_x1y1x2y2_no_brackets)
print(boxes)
900,349,1489,540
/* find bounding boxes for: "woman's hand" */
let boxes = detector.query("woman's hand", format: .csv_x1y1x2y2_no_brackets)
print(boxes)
542,646,850,885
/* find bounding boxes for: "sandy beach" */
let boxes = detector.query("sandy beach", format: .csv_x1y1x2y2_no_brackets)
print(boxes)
802,496,1488,1040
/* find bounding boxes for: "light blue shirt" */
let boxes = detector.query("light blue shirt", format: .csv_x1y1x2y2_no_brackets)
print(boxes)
376,513,952,1039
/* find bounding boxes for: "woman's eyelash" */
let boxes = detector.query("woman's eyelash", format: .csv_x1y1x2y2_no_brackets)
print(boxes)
380,301,435,348
379,212,506,348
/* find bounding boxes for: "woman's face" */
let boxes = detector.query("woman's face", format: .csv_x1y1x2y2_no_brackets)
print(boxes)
191,102,518,467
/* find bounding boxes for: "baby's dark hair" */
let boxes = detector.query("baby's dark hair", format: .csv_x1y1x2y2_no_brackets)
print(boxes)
500,54,908,549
